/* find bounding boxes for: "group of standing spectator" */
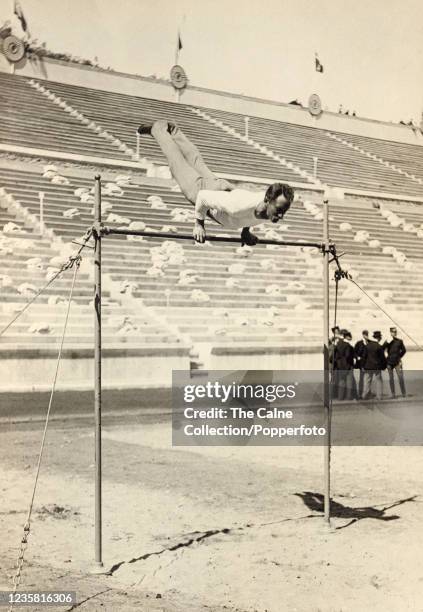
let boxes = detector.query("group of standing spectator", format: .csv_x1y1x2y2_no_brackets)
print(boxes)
330,326,406,401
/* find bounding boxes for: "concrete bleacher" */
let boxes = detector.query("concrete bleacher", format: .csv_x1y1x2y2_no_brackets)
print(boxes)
1,162,422,368
199,107,423,198
0,167,190,389
29,78,300,183
334,201,423,263
4,73,422,199
336,132,423,182
0,73,129,161
1,65,422,383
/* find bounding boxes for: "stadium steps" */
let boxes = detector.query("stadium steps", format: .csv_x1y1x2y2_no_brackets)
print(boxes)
0,73,127,160
326,132,423,188
1,164,422,351
3,73,422,198
32,78,306,183
332,132,423,183
0,179,187,350
200,107,423,197
190,107,315,185
27,79,137,160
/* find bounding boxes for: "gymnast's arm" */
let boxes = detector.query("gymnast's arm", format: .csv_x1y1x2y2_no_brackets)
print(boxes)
193,218,206,243
193,196,209,243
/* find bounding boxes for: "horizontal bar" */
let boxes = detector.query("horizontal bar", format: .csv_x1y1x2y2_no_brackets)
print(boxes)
101,227,323,249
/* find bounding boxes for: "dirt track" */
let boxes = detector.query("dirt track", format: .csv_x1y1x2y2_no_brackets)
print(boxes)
1,410,422,611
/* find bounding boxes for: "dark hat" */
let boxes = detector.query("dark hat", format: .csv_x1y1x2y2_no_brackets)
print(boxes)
342,330,352,340
373,330,382,340
331,326,340,333
362,330,369,336
390,327,397,333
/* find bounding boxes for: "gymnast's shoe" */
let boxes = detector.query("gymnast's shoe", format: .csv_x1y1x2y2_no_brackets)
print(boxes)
137,122,154,135
167,121,178,134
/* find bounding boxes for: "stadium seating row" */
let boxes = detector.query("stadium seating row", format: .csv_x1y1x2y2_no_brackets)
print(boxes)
1,73,423,198
0,162,422,355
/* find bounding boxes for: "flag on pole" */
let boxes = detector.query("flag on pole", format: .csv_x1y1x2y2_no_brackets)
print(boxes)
175,29,183,64
315,53,324,73
14,0,28,33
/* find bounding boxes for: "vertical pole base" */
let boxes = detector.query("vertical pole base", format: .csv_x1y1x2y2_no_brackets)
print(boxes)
317,521,336,535
89,561,108,575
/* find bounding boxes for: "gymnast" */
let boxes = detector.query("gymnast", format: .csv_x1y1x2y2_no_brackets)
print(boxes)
138,120,294,245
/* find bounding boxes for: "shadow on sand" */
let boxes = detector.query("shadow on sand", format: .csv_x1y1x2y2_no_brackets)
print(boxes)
295,491,417,529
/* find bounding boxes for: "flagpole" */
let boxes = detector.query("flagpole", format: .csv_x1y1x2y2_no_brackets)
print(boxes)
175,28,180,65
312,52,324,108
174,28,180,102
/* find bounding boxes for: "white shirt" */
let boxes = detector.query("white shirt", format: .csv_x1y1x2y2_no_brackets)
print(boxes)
195,189,266,229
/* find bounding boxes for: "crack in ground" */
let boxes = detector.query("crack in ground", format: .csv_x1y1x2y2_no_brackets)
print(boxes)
108,513,318,576
108,527,231,575
107,493,416,578
65,587,113,610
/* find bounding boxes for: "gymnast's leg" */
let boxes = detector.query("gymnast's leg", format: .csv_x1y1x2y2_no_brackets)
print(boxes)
141,120,202,204
168,122,234,191
139,119,234,195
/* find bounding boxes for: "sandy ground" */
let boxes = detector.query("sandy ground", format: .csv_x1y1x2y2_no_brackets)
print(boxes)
1,410,422,612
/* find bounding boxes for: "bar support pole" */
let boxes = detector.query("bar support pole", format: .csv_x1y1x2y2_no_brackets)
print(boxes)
39,192,44,237
323,195,331,524
93,175,104,570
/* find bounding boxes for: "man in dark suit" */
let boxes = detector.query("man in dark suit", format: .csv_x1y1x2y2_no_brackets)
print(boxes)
334,330,356,400
362,331,386,400
383,327,406,398
354,330,369,399
329,326,342,399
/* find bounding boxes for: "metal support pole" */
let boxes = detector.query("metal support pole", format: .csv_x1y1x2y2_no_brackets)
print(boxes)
93,175,104,571
322,195,331,524
136,132,140,160
313,156,318,180
38,192,44,236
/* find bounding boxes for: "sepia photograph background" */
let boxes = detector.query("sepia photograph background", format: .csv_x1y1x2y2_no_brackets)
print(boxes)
0,1,422,610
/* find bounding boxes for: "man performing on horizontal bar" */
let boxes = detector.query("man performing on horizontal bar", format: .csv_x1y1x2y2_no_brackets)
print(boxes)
138,120,294,245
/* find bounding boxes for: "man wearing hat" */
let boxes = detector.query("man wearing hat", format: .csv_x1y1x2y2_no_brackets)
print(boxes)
383,328,406,398
334,330,356,400
354,330,369,399
362,331,386,400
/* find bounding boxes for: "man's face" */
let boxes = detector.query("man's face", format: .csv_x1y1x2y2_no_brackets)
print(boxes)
266,195,290,223
391,331,397,338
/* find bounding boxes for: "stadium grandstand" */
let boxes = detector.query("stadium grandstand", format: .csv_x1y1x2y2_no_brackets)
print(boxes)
0,51,422,392
2,4,423,609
